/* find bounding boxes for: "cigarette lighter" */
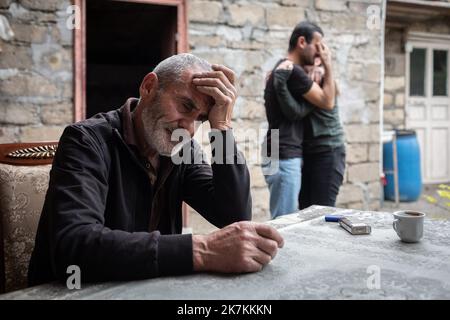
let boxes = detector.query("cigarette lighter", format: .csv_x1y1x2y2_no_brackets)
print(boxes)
339,217,371,235
325,215,344,222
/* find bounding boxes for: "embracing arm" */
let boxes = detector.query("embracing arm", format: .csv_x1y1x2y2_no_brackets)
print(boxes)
273,68,315,120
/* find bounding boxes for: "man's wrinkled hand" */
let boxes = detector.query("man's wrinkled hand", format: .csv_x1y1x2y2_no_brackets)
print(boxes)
192,64,237,131
192,221,284,273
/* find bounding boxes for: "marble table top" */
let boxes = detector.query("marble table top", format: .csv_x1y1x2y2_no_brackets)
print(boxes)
1,205,449,300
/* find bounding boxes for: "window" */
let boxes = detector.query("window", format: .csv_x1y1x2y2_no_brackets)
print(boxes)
409,48,426,96
433,50,448,96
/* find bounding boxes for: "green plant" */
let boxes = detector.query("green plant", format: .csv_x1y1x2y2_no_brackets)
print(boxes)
423,184,450,210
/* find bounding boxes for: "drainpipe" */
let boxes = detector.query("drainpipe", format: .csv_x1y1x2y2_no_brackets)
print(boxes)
379,0,387,208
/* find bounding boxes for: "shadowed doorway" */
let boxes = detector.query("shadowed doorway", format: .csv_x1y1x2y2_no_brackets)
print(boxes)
86,0,177,117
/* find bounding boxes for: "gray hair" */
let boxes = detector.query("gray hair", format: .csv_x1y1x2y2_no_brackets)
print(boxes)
153,53,212,89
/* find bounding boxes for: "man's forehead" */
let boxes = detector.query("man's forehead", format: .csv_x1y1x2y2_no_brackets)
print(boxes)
177,69,212,110
312,31,323,42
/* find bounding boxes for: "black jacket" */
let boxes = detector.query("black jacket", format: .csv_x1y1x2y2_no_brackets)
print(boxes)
28,100,252,286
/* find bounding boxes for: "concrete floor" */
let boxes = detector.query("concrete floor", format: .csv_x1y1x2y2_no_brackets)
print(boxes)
381,183,450,220
188,183,450,235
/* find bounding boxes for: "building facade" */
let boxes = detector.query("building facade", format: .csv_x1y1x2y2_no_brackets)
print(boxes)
3,0,446,221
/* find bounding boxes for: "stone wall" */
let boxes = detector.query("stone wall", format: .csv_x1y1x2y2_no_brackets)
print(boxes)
0,0,72,143
189,0,384,218
0,0,385,222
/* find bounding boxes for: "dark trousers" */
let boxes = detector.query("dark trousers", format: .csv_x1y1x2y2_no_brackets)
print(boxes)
299,146,346,209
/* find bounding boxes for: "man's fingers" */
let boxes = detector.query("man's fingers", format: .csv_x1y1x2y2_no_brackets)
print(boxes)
196,85,232,105
276,60,293,70
256,237,279,259
193,70,237,97
193,78,234,99
212,64,236,85
254,223,284,248
252,252,271,268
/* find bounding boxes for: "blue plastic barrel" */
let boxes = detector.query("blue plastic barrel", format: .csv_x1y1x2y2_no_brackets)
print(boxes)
383,130,422,201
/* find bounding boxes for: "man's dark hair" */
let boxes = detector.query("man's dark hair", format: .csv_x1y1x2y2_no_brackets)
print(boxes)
288,21,324,52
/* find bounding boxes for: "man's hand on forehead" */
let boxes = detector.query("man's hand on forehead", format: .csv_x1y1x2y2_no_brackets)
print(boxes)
192,64,237,131
192,64,237,95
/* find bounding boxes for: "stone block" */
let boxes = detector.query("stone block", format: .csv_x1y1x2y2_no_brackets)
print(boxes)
62,80,73,99
266,6,305,28
0,0,12,9
395,93,404,107
315,0,348,12
367,181,382,200
10,22,47,43
19,125,65,142
18,0,62,11
346,143,368,163
368,143,380,162
249,165,267,189
0,126,18,143
363,82,381,102
251,187,270,220
192,50,225,67
189,35,225,49
384,76,405,91
347,62,363,80
383,108,404,126
8,3,58,23
229,40,265,50
384,93,393,106
336,183,365,205
234,97,266,120
281,0,308,6
0,72,59,97
384,53,405,77
188,1,223,23
348,162,380,183
367,103,380,123
0,43,32,69
228,4,265,26
365,63,381,82
41,102,73,125
238,73,265,97
0,103,39,125
345,124,379,143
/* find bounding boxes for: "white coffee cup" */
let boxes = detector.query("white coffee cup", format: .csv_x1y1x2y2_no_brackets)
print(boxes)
393,211,425,243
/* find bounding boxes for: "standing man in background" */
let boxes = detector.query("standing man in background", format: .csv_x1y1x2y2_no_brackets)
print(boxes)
262,21,336,218
271,23,346,211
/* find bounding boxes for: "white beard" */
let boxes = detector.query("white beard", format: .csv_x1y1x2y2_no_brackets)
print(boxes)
141,101,177,157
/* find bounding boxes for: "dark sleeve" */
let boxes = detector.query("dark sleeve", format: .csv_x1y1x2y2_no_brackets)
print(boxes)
182,129,252,228
289,65,314,96
46,125,192,283
273,68,315,120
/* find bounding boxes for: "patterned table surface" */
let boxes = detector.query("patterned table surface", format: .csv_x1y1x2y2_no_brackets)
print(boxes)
1,205,449,300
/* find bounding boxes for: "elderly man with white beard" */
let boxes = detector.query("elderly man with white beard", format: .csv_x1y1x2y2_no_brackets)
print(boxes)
28,53,284,286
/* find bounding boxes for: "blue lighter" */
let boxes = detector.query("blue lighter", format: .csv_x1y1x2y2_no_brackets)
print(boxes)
324,215,344,222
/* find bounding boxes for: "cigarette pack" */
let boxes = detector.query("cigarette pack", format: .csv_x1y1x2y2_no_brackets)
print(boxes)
339,217,371,235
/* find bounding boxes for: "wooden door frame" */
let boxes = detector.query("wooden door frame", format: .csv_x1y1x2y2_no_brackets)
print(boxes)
73,0,188,122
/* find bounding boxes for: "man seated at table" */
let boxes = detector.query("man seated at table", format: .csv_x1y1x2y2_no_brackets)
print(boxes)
28,53,284,286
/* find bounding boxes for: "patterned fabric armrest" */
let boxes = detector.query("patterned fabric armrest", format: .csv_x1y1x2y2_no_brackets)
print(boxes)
0,142,57,293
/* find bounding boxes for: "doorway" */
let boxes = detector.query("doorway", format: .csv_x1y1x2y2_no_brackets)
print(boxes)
406,36,450,183
85,0,178,117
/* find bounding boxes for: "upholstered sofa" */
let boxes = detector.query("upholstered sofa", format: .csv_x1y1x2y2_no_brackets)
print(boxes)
0,142,57,293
